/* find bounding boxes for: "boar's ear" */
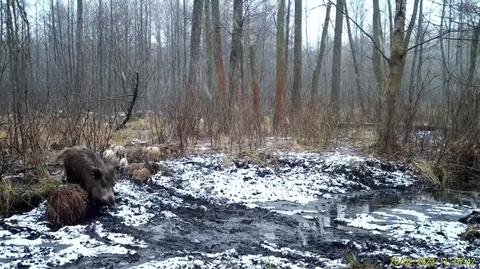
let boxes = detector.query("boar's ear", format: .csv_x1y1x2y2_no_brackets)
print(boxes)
92,168,103,180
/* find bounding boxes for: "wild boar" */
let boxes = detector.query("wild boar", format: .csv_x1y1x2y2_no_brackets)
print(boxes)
127,162,160,182
103,149,120,167
59,146,116,206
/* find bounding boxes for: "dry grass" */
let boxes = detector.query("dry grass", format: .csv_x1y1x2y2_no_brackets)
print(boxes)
0,129,7,139
345,253,379,269
46,184,89,227
0,177,61,216
411,160,443,186
460,224,480,241
111,128,141,146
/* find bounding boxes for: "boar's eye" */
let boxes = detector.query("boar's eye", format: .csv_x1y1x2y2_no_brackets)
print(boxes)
92,168,103,180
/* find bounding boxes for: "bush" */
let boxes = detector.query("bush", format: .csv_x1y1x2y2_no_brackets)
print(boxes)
46,184,89,227
411,160,444,186
0,177,61,216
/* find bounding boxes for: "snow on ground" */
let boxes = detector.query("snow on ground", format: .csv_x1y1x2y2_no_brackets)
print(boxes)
1,151,478,268
0,181,161,269
152,151,417,206
337,199,480,259
0,203,142,268
131,246,344,269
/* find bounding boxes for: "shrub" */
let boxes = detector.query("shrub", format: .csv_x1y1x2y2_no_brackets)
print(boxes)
0,177,61,216
46,184,89,227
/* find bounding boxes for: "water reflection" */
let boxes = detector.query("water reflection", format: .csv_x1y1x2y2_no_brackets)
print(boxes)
287,189,480,247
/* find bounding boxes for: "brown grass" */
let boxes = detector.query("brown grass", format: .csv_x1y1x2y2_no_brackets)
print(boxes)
0,177,61,216
460,224,480,241
46,184,89,227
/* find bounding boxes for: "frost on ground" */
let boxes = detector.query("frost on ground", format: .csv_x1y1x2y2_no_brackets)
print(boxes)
0,151,478,268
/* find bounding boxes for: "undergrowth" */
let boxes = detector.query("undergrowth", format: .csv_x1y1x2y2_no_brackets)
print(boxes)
0,177,61,216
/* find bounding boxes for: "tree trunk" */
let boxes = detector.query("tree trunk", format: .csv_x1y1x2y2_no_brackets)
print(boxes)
204,0,214,99
186,0,203,96
249,45,261,125
274,0,287,132
344,1,365,115
211,0,226,98
372,0,385,123
404,0,423,144
291,0,302,117
330,0,344,116
311,2,331,104
74,0,84,107
285,0,291,71
228,0,244,123
465,21,480,129
380,0,407,153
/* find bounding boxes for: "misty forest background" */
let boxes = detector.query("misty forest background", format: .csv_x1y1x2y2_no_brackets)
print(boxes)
0,0,479,182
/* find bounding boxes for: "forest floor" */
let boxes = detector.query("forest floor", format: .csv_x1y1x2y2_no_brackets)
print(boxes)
1,148,479,268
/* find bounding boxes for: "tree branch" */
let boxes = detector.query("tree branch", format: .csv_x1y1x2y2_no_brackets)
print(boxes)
328,0,390,63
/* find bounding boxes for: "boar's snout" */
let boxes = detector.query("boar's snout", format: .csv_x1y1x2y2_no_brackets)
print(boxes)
104,194,115,206
90,185,115,207
98,189,115,206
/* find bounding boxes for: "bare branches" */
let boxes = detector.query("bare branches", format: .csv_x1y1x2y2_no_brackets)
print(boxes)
328,0,390,63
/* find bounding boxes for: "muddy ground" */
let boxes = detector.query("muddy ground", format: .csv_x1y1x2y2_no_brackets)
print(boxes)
0,150,479,268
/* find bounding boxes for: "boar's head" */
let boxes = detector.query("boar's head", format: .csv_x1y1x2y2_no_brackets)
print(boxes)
87,166,115,206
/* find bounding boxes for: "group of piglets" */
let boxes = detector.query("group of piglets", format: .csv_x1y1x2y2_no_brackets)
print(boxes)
102,143,176,181
47,143,176,227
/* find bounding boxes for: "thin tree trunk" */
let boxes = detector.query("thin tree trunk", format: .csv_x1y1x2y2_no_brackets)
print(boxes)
372,0,385,124
285,0,290,70
211,0,226,98
404,0,423,144
204,0,214,99
291,0,302,117
380,0,406,153
186,0,203,96
249,45,261,125
311,2,331,104
74,0,84,107
228,0,244,120
330,0,344,116
274,0,287,132
344,1,365,115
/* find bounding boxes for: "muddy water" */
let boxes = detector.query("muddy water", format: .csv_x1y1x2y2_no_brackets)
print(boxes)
1,151,479,268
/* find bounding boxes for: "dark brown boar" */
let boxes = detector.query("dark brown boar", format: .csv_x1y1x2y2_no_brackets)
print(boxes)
59,146,115,206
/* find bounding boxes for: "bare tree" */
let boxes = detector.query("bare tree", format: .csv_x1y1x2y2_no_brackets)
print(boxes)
291,0,302,118
186,0,204,96
228,0,244,117
344,1,365,115
274,0,287,132
380,0,406,153
249,44,261,124
311,2,331,104
330,0,344,116
372,0,385,122
74,0,84,105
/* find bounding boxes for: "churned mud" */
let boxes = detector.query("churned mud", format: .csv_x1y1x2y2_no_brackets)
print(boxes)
1,150,479,268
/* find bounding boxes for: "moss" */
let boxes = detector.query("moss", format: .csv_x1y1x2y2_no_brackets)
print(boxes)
0,177,62,216
46,184,89,227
